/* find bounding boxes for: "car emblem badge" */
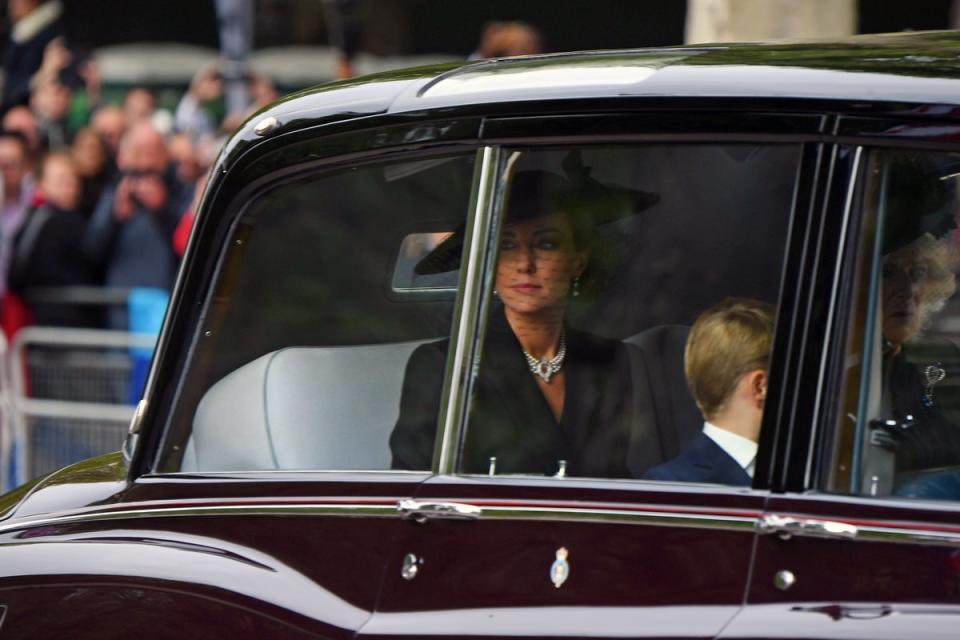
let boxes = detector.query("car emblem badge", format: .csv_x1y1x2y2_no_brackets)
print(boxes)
550,547,570,588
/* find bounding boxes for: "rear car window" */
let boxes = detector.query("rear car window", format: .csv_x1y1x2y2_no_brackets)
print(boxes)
394,143,800,481
162,153,476,472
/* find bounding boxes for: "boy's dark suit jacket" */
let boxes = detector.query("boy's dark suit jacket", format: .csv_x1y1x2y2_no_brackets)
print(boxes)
642,431,751,486
389,310,633,478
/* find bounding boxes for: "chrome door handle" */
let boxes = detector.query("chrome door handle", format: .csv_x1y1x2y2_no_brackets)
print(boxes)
397,499,482,523
757,514,858,540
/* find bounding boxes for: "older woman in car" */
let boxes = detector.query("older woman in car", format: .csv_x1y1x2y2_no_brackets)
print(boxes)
881,229,960,478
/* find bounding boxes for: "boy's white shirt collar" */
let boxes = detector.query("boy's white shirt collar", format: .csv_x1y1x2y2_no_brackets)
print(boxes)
702,421,758,477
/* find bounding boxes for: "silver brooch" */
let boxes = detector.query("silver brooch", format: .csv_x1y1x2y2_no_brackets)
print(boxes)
523,332,566,383
923,364,947,408
550,547,570,588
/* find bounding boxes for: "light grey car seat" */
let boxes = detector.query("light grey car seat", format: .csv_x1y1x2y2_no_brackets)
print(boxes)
181,339,432,471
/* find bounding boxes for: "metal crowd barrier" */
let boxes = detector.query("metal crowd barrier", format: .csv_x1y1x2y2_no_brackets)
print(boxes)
0,330,9,494
4,327,158,490
0,286,169,490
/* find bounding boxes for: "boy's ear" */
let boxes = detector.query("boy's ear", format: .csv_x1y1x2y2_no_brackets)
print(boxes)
747,369,768,408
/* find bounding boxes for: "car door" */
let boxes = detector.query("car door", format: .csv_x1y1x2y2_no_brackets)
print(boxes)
0,134,483,638
726,124,960,638
363,114,832,639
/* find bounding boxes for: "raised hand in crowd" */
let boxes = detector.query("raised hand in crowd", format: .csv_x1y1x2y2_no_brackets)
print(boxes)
111,171,135,222
128,169,169,212
34,36,71,87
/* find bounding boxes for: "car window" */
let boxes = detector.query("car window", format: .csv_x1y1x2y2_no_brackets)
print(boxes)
389,143,801,481
827,149,960,500
162,153,476,472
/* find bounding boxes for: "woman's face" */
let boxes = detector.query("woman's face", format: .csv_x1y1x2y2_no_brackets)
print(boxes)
41,156,81,212
881,252,928,345
495,212,587,318
72,130,106,178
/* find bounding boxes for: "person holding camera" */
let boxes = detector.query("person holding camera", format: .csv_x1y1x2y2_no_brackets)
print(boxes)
82,121,191,329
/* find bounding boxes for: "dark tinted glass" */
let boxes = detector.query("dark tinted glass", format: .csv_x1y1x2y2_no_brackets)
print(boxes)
829,149,960,501
166,153,476,472
392,143,800,480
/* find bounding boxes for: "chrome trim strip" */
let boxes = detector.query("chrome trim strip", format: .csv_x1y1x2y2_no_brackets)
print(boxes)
155,468,433,478
478,505,757,530
854,524,960,547
7,497,960,547
0,503,403,535
0,501,759,536
758,512,960,547
435,146,502,473
806,144,862,487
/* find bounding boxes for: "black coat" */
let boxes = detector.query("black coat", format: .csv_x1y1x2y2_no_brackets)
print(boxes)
886,343,960,473
390,311,633,478
1,12,65,113
9,203,101,328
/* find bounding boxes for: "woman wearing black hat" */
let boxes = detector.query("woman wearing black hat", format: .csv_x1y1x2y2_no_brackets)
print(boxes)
389,168,655,478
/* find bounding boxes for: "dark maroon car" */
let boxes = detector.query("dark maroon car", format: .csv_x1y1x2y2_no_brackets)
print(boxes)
2,30,960,639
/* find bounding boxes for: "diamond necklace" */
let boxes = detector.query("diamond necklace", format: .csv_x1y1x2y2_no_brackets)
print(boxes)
522,332,566,383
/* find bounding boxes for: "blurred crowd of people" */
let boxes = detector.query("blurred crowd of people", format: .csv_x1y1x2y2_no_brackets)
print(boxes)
0,0,279,334
0,0,546,336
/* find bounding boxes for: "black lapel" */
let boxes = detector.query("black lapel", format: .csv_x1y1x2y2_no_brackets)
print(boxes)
560,328,601,453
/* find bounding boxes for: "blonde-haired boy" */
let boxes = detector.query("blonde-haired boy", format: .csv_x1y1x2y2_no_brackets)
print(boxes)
643,298,775,485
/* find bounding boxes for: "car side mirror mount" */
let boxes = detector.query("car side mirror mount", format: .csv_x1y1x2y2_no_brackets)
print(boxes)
123,399,147,465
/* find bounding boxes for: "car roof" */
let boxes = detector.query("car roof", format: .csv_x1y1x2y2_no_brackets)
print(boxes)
219,30,960,167
403,31,960,108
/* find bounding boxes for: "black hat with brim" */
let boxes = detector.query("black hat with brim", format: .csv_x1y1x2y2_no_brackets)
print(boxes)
414,165,659,275
882,155,958,255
